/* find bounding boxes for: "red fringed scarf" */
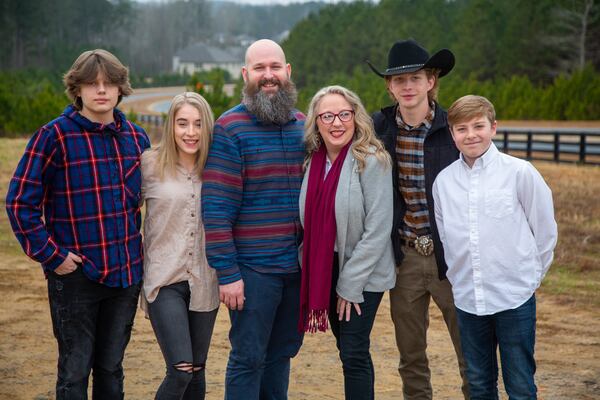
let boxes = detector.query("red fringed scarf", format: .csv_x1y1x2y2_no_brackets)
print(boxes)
299,142,351,333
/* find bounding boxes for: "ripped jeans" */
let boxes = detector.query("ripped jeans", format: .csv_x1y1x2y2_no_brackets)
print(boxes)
47,266,140,400
148,281,218,400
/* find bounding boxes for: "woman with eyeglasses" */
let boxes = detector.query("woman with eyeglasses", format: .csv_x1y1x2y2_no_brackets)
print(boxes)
298,85,396,399
140,92,219,399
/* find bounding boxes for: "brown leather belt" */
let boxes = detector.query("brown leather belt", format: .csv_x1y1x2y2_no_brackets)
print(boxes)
400,238,416,248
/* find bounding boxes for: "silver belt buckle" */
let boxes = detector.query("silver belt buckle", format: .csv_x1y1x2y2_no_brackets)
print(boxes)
414,235,434,256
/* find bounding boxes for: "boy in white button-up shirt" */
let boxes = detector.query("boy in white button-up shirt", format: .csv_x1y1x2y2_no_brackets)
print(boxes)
432,95,557,399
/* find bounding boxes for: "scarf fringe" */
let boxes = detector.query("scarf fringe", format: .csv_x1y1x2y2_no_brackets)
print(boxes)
305,309,329,333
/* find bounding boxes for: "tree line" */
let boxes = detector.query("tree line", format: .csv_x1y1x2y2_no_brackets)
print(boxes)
283,0,599,118
0,0,324,75
284,0,599,86
0,0,598,136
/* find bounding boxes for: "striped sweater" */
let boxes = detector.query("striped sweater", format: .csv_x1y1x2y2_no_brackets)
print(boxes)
201,103,305,284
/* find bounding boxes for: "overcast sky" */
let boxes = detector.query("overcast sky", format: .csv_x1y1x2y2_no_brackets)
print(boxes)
137,0,369,4
220,0,356,3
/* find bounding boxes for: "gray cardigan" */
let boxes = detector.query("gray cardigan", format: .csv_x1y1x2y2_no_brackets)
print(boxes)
299,147,396,303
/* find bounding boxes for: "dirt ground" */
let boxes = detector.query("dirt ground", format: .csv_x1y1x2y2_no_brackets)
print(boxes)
1,92,599,399
0,252,599,399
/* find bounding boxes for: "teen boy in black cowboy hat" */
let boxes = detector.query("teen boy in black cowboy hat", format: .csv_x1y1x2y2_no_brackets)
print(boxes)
368,39,469,400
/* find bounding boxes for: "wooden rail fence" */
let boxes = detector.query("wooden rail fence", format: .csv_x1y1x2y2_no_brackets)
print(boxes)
136,114,600,165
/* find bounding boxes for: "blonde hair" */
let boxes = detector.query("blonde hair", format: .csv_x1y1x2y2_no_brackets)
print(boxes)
424,68,441,102
304,85,390,171
154,92,214,179
385,68,441,104
447,95,496,128
63,49,133,110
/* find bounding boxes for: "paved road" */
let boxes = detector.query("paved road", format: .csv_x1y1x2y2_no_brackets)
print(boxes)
122,85,236,115
122,87,185,102
120,86,185,115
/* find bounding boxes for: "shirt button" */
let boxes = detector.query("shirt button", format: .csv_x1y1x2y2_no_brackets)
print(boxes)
188,252,193,256
190,232,194,236
191,213,195,217
191,194,195,198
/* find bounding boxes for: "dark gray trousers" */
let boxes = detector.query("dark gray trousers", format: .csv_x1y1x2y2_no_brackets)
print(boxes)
148,281,218,400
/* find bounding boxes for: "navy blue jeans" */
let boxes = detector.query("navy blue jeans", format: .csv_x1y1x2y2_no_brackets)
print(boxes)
47,266,140,400
456,295,537,400
148,281,218,400
225,267,304,400
328,258,383,400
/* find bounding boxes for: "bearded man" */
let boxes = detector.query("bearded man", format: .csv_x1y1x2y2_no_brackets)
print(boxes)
201,39,305,400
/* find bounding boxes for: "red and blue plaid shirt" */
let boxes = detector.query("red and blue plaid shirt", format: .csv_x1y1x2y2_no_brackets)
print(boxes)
6,105,150,287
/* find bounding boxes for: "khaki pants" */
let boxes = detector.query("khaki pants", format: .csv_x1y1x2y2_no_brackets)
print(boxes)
389,246,469,400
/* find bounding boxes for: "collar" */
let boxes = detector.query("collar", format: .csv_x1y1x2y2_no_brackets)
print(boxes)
395,103,435,131
63,104,124,134
175,162,199,179
460,142,499,169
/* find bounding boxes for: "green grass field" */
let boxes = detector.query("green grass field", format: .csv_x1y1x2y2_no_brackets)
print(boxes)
1,137,599,307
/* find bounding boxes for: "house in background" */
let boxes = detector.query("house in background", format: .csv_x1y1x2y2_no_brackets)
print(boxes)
172,42,244,79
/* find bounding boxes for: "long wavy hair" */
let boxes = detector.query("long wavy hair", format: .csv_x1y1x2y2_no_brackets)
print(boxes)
304,85,390,171
153,92,214,179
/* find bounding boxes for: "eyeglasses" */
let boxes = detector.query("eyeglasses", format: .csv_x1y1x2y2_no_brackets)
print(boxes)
317,110,354,124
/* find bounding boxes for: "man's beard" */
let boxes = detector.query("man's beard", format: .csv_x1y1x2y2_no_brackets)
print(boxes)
242,77,297,125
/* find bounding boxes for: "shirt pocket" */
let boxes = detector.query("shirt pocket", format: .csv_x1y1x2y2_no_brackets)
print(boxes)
484,189,514,219
119,138,144,204
123,158,142,205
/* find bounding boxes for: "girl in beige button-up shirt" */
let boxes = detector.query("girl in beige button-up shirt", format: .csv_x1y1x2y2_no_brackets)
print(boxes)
140,92,219,399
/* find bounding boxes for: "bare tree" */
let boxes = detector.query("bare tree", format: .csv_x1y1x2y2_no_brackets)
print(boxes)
552,0,598,71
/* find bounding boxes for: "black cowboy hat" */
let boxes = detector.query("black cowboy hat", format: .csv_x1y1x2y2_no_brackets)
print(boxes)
366,39,455,78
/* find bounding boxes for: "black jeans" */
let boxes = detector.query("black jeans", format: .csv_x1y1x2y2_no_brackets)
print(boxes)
47,267,140,400
328,255,384,400
147,281,218,400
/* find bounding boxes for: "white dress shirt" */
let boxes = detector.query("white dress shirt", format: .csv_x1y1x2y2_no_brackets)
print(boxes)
432,143,557,315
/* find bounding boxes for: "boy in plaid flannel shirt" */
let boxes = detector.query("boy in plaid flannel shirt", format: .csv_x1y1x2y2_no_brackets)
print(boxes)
6,49,149,399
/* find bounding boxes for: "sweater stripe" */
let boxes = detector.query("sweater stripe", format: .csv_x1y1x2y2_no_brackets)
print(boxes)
201,104,305,283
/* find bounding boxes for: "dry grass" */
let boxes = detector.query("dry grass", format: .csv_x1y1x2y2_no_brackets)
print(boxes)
0,138,29,258
535,162,600,307
0,138,599,399
0,138,598,308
